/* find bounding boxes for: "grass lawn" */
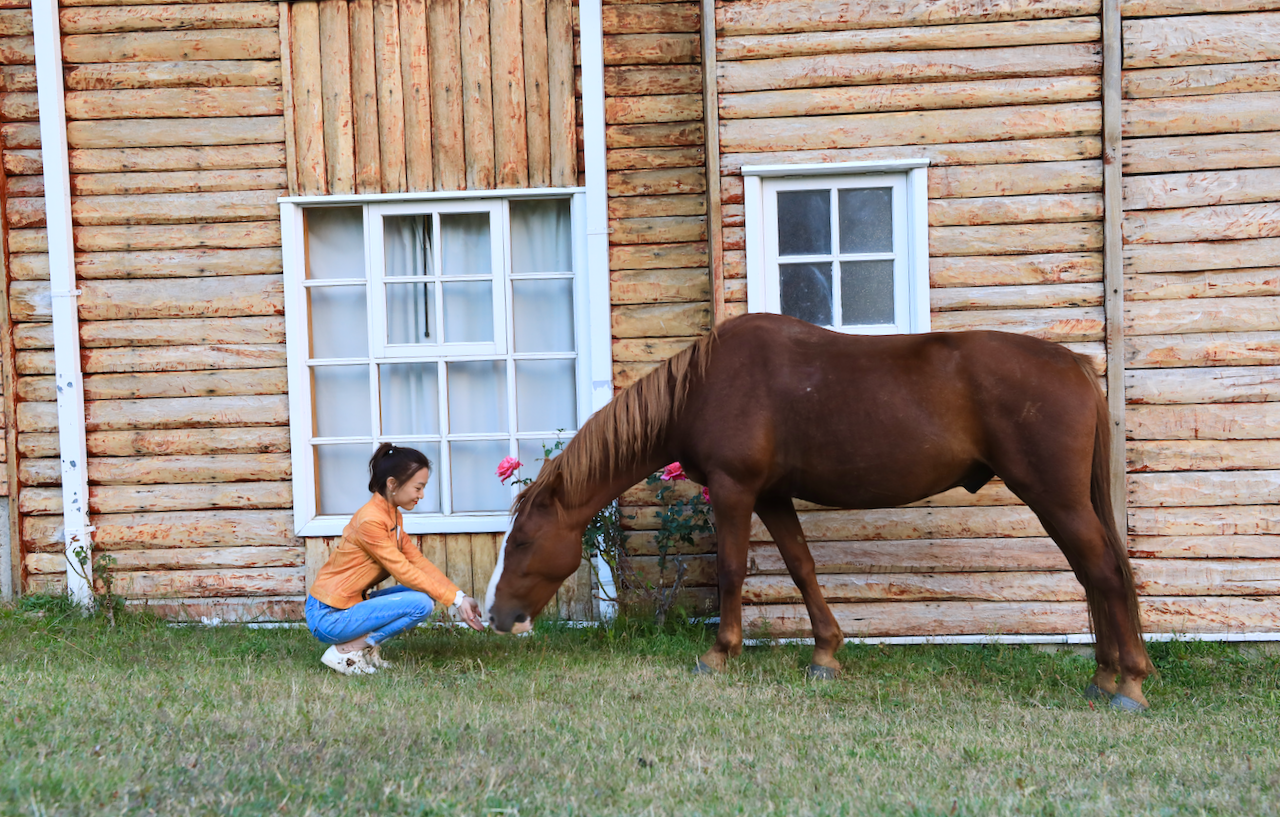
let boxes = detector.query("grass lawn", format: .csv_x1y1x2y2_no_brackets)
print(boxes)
2,598,1279,817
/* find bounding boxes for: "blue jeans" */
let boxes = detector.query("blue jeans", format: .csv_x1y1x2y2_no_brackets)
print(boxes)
306,586,435,646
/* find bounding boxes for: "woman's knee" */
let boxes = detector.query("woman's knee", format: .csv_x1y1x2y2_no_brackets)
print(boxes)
404,591,434,620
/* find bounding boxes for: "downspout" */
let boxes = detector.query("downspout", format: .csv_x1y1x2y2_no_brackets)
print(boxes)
32,0,93,606
578,0,616,619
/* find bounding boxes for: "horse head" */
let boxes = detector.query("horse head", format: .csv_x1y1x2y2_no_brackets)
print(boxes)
484,470,584,634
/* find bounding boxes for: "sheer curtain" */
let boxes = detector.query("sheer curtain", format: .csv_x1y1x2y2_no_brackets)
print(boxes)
384,215,432,345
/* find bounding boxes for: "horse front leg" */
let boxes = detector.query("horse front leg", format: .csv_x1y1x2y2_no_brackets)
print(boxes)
755,496,843,679
696,480,756,674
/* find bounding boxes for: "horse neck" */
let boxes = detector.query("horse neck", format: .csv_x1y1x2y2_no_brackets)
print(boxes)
562,452,672,529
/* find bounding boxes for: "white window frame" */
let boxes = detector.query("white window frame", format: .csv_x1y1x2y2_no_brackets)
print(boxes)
280,188,600,536
743,159,931,335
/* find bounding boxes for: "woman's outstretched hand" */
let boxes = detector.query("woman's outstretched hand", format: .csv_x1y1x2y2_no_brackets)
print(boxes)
455,596,486,631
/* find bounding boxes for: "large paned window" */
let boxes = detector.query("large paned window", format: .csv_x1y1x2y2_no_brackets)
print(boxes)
744,160,930,335
283,194,588,535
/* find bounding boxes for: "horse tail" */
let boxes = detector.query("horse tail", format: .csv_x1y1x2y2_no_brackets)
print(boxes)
1073,353,1153,674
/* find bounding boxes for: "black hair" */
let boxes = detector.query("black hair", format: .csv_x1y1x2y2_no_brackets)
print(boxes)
368,443,432,498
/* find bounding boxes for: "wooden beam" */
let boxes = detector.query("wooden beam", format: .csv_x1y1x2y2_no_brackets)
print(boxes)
701,0,721,324
1103,0,1125,535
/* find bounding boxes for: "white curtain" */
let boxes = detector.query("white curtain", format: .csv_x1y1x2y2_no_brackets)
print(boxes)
379,362,440,436
510,199,572,273
306,207,366,280
312,365,371,438
384,215,433,345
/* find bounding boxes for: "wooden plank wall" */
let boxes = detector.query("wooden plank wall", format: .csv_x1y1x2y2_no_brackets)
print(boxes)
600,0,718,613
281,0,577,196
0,0,39,596
1118,0,1280,631
15,0,303,621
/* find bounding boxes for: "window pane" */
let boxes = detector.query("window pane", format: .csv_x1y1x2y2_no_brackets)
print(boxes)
512,279,574,353
447,360,508,434
518,438,568,480
396,441,442,515
306,207,365,280
776,189,830,256
315,443,372,515
384,215,432,277
841,260,896,326
511,198,572,273
450,439,512,512
386,281,436,345
838,188,893,254
516,359,576,432
308,286,368,359
313,365,372,438
379,363,440,436
779,262,833,326
441,212,491,276
442,281,494,343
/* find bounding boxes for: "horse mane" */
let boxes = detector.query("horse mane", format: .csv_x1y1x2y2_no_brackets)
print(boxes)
513,329,718,514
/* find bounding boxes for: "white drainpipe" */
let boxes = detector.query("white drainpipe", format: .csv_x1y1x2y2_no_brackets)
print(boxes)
33,0,93,605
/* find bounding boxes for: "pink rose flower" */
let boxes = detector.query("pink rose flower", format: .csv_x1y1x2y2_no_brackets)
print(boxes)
496,456,522,484
701,486,711,502
660,462,687,481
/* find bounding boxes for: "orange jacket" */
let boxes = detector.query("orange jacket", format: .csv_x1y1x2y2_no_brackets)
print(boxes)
308,493,462,610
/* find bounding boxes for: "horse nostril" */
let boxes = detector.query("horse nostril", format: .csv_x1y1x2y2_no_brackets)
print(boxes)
514,613,528,624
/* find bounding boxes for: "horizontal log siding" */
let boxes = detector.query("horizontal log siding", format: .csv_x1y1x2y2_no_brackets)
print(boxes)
715,0,1186,636
1,4,41,601
10,0,298,617
603,3,715,611
281,0,577,195
1115,2,1280,638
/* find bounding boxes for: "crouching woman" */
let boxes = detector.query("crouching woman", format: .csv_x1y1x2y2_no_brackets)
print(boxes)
307,443,485,675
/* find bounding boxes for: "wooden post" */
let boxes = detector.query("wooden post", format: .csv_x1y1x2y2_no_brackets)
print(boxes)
1102,0,1125,537
701,0,723,324
278,2,298,196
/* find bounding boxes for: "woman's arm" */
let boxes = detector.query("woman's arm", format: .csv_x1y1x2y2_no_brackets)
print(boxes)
356,518,461,605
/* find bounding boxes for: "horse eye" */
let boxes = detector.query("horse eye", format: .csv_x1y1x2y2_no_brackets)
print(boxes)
511,540,531,550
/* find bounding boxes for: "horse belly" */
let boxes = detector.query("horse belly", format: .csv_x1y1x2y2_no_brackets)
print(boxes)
775,393,980,510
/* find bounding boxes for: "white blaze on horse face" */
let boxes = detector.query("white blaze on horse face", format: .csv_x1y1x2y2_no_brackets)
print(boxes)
484,517,515,621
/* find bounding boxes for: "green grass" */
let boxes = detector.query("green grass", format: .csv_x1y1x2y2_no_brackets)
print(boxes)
2,597,1280,817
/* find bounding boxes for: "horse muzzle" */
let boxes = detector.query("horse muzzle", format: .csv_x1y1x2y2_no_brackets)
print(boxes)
488,609,533,635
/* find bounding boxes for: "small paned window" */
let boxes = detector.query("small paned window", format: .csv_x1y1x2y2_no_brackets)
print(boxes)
744,161,930,335
284,195,587,535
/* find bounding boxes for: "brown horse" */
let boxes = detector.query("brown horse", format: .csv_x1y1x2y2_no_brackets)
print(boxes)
485,312,1154,710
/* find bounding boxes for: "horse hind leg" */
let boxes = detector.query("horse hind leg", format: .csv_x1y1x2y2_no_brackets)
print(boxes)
1029,498,1152,710
755,496,843,678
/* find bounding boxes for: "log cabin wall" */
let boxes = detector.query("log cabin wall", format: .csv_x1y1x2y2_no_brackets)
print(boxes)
601,0,719,614
715,0,1112,638
283,0,592,619
0,1,40,598
15,0,302,619
1120,0,1280,633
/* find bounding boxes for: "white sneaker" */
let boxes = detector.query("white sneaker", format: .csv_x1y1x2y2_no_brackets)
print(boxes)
363,644,392,669
321,645,377,676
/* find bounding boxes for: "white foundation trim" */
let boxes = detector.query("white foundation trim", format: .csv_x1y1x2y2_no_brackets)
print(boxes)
33,0,92,606
743,632,1280,647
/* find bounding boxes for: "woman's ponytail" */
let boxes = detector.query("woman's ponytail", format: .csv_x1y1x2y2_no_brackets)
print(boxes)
368,443,432,497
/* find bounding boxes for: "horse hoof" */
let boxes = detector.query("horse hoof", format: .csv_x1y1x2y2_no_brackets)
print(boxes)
692,659,717,675
1109,694,1149,713
806,664,837,681
1083,683,1110,702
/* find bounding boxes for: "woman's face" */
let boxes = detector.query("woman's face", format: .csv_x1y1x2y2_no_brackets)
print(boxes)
389,468,430,511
